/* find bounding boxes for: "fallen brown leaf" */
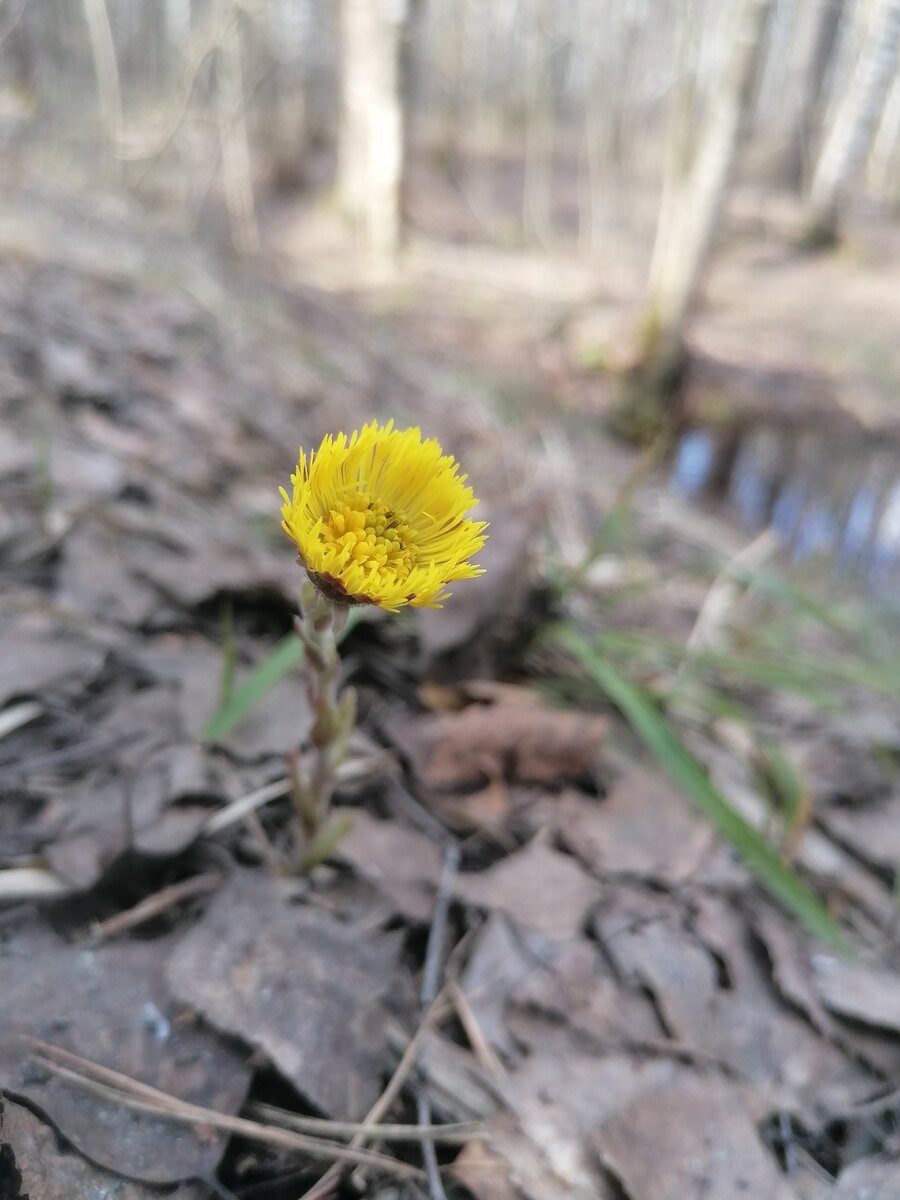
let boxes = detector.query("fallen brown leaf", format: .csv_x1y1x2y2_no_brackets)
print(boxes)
0,615,106,708
0,1097,207,1200
505,1039,687,1197
461,914,538,1059
166,870,408,1119
507,935,663,1048
597,890,876,1111
753,902,900,1077
455,840,599,942
0,919,250,1184
820,791,900,873
595,1075,798,1200
812,956,900,1034
451,1137,520,1200
421,697,607,790
557,766,714,882
331,806,442,921
798,1155,900,1199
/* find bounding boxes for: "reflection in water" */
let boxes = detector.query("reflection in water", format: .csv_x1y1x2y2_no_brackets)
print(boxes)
672,429,715,497
873,481,900,582
670,421,900,596
840,484,879,565
771,479,806,543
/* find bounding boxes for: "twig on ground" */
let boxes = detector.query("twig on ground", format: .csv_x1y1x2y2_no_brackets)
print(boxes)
447,978,507,1081
0,701,43,743
23,1039,422,1179
417,840,461,1200
0,730,146,782
299,989,451,1200
247,1102,478,1144
87,873,223,942
202,752,386,838
0,867,70,901
202,777,291,835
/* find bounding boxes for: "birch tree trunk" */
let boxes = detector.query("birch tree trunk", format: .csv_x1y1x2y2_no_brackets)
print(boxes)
620,0,773,439
338,0,405,261
805,0,900,244
868,71,900,199
782,0,846,191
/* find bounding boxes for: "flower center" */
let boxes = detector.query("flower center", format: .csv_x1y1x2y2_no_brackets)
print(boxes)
320,494,417,580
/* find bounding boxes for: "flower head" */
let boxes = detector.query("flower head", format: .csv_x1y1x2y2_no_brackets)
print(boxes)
280,421,488,610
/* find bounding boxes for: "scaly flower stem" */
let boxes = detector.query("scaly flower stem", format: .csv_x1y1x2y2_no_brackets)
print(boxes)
289,579,356,868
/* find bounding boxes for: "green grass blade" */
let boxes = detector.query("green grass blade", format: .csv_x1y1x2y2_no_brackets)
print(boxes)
593,627,899,706
218,598,237,709
203,608,366,741
203,631,303,741
550,625,849,950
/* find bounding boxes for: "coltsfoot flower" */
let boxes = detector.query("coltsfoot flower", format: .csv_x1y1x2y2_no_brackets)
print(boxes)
280,420,488,610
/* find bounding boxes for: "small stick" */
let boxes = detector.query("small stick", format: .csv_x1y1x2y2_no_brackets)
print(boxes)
88,873,222,942
247,1102,478,1144
299,989,450,1200
202,778,290,836
202,751,386,837
24,1041,421,1178
417,840,461,1200
447,979,506,1081
0,868,70,901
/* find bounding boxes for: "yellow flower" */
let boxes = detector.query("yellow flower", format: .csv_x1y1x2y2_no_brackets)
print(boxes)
280,421,488,610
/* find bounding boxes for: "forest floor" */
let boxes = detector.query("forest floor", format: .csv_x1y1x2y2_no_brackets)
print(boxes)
1,177,900,1200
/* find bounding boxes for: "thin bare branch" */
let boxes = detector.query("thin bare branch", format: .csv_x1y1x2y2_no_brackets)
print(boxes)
24,1039,422,1179
88,873,223,943
248,1102,478,1145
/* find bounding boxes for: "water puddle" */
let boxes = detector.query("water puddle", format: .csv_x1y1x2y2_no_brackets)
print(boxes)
670,420,900,595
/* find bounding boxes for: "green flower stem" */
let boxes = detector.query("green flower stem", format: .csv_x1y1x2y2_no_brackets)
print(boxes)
290,581,356,869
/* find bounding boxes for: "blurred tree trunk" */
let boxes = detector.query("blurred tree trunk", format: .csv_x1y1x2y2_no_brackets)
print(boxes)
81,0,123,175
522,0,554,245
782,0,846,191
804,0,900,245
338,0,406,261
646,0,702,301
400,0,425,226
217,7,258,255
616,0,774,442
868,72,900,200
434,0,467,171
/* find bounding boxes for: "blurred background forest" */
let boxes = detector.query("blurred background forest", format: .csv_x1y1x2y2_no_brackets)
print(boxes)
3,0,900,576
2,3,900,1200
